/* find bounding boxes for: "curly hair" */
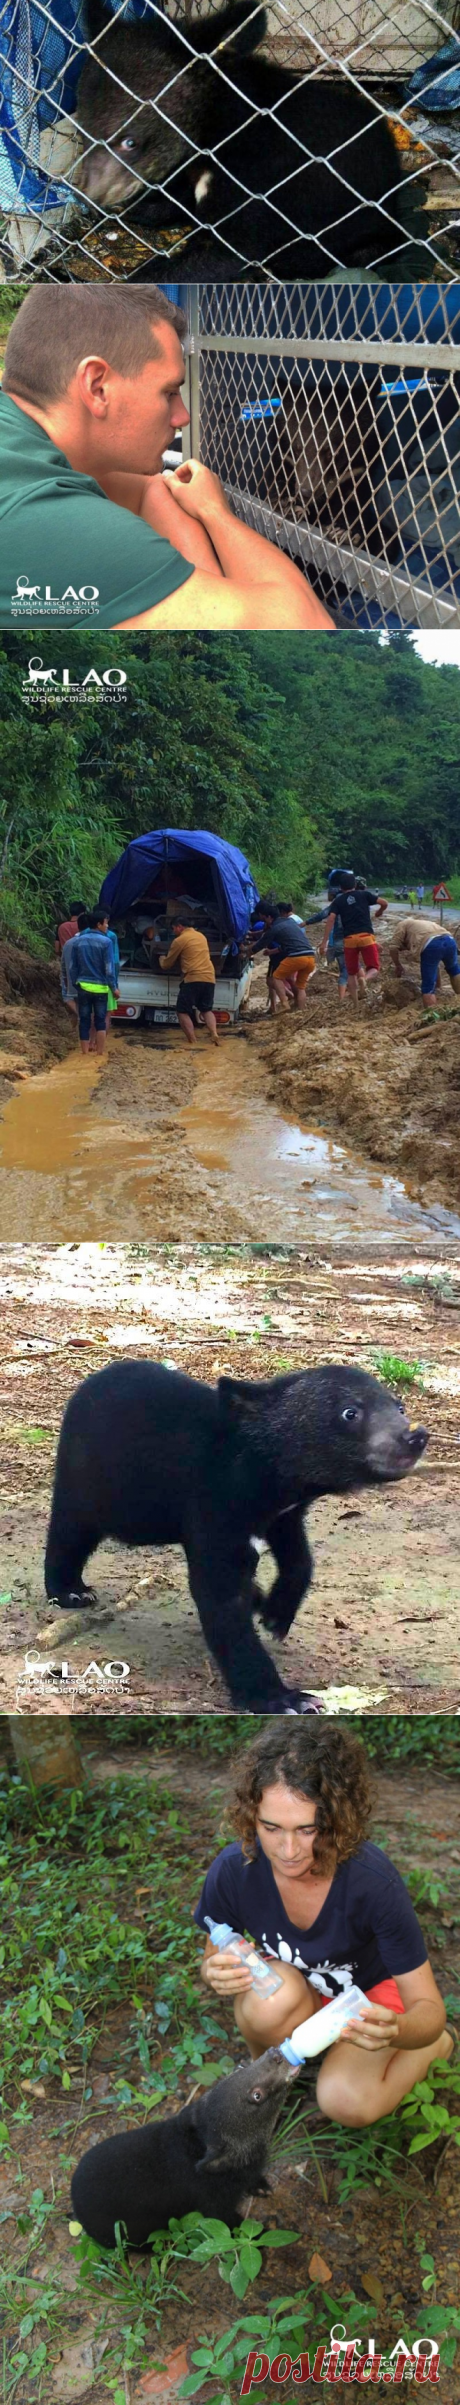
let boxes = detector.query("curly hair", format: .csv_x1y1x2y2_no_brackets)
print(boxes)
230,1724,372,1877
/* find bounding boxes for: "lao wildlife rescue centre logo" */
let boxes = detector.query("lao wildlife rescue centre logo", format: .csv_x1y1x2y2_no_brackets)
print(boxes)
13,571,100,617
22,656,128,704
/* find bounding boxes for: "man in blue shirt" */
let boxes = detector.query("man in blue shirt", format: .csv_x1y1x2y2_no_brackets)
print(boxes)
67,909,119,1054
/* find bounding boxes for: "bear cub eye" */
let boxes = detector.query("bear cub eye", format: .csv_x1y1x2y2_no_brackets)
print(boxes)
341,1405,360,1422
251,2087,263,2103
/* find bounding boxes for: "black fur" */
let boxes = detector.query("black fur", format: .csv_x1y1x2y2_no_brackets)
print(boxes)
71,2046,295,2249
44,1358,428,1711
248,372,403,564
72,0,419,277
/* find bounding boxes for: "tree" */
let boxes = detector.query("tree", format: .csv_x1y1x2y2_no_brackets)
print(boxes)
8,1717,85,1789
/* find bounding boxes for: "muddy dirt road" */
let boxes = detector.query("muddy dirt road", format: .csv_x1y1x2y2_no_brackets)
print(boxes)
1,1245,459,1716
0,946,459,1245
0,990,457,1250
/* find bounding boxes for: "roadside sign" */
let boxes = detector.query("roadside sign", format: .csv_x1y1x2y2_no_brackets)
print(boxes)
433,881,452,923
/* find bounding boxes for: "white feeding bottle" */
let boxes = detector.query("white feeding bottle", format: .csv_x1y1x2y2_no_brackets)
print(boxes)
280,1982,369,2063
206,1918,285,1997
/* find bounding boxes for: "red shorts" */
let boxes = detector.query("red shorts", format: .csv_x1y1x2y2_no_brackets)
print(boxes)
318,1977,404,2016
343,934,380,975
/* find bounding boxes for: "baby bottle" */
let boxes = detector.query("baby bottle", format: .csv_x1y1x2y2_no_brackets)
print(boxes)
280,1982,368,2062
206,1918,285,1997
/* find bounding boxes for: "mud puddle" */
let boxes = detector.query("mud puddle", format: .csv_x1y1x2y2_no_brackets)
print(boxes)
184,1041,460,1244
1,1026,459,1245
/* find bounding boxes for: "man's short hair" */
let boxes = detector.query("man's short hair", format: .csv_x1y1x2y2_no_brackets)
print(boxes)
88,908,108,929
3,286,187,409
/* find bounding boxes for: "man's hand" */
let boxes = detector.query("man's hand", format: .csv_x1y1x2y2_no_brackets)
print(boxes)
65,998,78,1014
163,458,231,524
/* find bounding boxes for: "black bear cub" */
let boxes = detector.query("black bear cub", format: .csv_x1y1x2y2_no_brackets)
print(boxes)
45,1358,428,1713
71,2047,296,2250
72,0,418,280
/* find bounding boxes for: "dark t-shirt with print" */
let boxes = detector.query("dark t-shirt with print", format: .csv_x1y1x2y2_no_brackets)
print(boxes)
194,1839,426,2000
328,889,379,940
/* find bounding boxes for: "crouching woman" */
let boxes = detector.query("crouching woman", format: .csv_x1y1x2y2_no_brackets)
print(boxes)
195,1723,452,2128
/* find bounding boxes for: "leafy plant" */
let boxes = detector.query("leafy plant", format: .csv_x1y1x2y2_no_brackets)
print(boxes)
169,2213,301,2301
373,1352,424,1388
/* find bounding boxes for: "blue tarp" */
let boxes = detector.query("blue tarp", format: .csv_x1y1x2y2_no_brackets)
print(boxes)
405,39,460,111
0,0,152,215
99,830,260,942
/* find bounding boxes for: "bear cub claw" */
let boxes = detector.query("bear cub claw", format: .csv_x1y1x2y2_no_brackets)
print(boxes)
50,1585,98,1610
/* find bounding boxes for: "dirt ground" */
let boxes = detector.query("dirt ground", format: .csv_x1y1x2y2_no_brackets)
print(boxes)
0,935,459,1245
1,1243,459,1715
1,1742,459,2405
254,947,460,1223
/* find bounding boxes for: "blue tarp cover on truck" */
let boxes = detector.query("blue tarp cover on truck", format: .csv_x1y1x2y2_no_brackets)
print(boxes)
99,830,259,943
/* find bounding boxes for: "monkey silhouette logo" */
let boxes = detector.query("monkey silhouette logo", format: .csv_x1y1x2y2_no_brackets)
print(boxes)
16,576,41,600
27,656,58,683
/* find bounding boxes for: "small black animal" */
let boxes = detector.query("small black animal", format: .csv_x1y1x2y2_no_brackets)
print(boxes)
71,2046,296,2250
44,1358,428,1712
259,373,402,565
201,367,402,565
72,0,416,278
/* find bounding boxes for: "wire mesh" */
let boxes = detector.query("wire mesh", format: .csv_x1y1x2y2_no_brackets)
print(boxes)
2,0,460,281
184,282,460,624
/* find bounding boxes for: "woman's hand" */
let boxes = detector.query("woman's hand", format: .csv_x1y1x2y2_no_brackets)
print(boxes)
341,2002,402,2051
201,1946,254,1997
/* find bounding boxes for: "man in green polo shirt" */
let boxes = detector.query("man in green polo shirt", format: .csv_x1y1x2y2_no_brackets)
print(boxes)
0,286,332,634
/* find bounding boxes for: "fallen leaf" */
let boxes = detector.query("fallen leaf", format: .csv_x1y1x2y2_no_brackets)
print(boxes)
362,2271,387,2309
308,2251,332,2283
133,2344,191,2399
20,2080,46,2097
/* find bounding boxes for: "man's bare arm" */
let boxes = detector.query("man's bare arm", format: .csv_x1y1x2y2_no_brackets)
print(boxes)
97,468,223,576
162,460,332,625
114,461,333,629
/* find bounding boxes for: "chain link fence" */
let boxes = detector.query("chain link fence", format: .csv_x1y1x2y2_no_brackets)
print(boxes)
2,0,460,281
181,282,460,624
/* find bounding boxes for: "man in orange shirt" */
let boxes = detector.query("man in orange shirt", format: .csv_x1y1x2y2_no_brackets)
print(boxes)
160,918,219,1047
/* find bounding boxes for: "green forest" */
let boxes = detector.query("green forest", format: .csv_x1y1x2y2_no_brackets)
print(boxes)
1,628,459,950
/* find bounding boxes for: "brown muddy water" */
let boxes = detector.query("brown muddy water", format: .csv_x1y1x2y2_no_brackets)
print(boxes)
0,1030,459,1246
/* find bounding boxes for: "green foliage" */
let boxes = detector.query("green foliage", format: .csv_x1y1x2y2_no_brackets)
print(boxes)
1,632,460,951
402,2059,460,2156
272,2051,460,2200
0,1774,220,2107
178,2283,460,2397
95,1713,266,1755
82,1712,460,1772
373,1352,424,1388
169,2212,300,2300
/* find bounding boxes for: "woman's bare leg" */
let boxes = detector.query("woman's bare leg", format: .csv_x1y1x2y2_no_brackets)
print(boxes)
233,1962,322,2060
316,2025,453,2128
